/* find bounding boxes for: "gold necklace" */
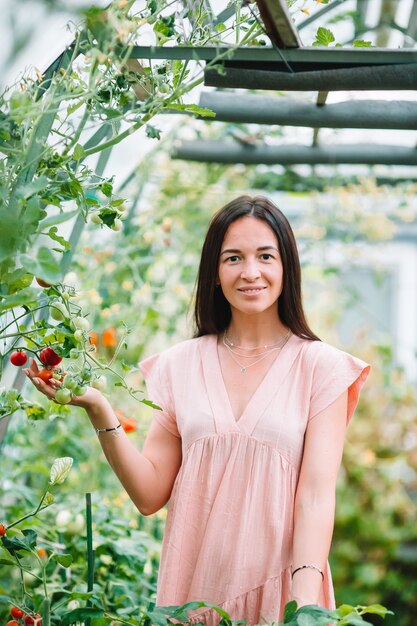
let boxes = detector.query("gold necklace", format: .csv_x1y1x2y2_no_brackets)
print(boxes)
223,330,291,359
223,329,290,351
224,331,291,373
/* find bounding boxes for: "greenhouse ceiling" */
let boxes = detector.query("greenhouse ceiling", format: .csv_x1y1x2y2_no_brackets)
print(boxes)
27,0,417,169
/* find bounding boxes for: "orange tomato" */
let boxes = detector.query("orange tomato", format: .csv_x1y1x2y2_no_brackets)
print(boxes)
120,417,137,433
37,547,47,559
89,331,99,347
101,327,117,348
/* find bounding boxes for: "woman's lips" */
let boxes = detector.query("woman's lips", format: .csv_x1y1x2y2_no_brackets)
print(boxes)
237,287,266,294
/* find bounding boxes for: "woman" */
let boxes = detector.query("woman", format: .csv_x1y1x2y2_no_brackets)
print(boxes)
25,195,370,625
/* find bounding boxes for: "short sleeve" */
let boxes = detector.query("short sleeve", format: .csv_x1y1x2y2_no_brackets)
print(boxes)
139,353,180,438
308,343,371,425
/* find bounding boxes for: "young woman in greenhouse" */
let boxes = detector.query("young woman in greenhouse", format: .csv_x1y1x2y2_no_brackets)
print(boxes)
25,195,370,625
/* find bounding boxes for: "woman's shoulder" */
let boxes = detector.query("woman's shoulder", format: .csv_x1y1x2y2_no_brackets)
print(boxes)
141,335,213,368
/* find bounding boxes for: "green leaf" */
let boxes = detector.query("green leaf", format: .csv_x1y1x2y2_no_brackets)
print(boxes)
360,605,394,617
313,26,335,47
49,456,73,485
146,124,161,140
38,209,78,230
20,246,63,284
167,103,216,118
2,268,33,295
337,605,356,617
61,608,105,626
297,615,316,626
18,176,48,200
72,143,85,161
141,398,162,410
215,22,226,32
2,529,38,555
284,601,298,623
353,39,373,47
47,227,71,252
24,403,47,421
0,558,16,566
53,552,73,567
0,287,40,312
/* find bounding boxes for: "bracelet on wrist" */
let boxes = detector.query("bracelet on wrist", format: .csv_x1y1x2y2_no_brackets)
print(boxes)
291,564,324,581
94,423,121,436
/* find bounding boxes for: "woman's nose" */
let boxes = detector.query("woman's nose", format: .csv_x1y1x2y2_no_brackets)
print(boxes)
241,261,261,281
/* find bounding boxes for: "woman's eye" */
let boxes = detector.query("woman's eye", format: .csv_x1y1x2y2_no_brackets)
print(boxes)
260,253,273,260
227,255,240,263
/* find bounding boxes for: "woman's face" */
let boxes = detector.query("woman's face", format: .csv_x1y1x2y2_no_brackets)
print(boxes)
217,216,283,319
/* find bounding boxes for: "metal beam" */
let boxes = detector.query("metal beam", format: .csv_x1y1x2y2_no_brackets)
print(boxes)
129,45,417,65
198,92,417,129
172,140,417,165
204,62,417,91
256,0,301,48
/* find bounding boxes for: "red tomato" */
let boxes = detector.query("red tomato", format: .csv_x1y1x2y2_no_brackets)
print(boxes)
10,351,28,366
24,614,42,626
0,523,6,536
11,607,25,619
37,369,54,384
35,277,52,288
39,347,62,367
7,621,21,626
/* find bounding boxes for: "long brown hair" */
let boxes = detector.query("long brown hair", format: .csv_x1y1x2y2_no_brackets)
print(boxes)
193,195,320,341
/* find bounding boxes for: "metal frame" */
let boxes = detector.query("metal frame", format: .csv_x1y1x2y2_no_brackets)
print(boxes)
172,141,417,166
198,92,417,130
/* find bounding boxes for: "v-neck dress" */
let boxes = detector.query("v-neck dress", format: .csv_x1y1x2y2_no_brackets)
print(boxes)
139,334,370,625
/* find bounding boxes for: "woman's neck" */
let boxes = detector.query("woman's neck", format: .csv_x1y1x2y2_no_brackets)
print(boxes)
225,315,289,349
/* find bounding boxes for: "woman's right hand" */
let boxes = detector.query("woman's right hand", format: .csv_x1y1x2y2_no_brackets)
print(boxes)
23,359,103,409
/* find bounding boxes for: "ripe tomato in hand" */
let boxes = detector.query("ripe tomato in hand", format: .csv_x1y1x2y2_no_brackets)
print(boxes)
39,347,62,367
11,607,25,619
0,523,6,536
37,369,54,384
10,351,28,366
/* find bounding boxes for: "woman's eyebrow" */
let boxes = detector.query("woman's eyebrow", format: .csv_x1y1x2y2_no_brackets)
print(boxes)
220,245,278,256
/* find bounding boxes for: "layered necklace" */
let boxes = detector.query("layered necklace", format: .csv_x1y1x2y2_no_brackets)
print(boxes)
222,328,291,373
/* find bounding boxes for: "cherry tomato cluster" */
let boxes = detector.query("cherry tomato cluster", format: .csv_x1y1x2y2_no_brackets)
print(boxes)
6,607,42,626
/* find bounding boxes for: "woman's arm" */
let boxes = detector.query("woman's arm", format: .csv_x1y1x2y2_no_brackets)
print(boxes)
291,389,348,606
25,363,182,516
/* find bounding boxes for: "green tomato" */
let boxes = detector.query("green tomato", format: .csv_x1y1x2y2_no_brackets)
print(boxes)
90,213,103,225
91,375,107,391
73,329,84,343
55,388,72,404
72,384,87,396
71,316,90,331
63,376,77,390
81,367,92,381
62,292,70,302
69,348,80,359
50,301,68,321
111,218,123,231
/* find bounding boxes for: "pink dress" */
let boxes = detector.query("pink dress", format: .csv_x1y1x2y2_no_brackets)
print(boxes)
139,334,370,625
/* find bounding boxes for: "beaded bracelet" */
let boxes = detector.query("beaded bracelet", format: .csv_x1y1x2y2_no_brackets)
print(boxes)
95,423,121,436
291,564,324,581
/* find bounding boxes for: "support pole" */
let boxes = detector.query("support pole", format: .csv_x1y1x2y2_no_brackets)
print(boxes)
204,62,417,91
172,140,417,166
198,92,417,130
